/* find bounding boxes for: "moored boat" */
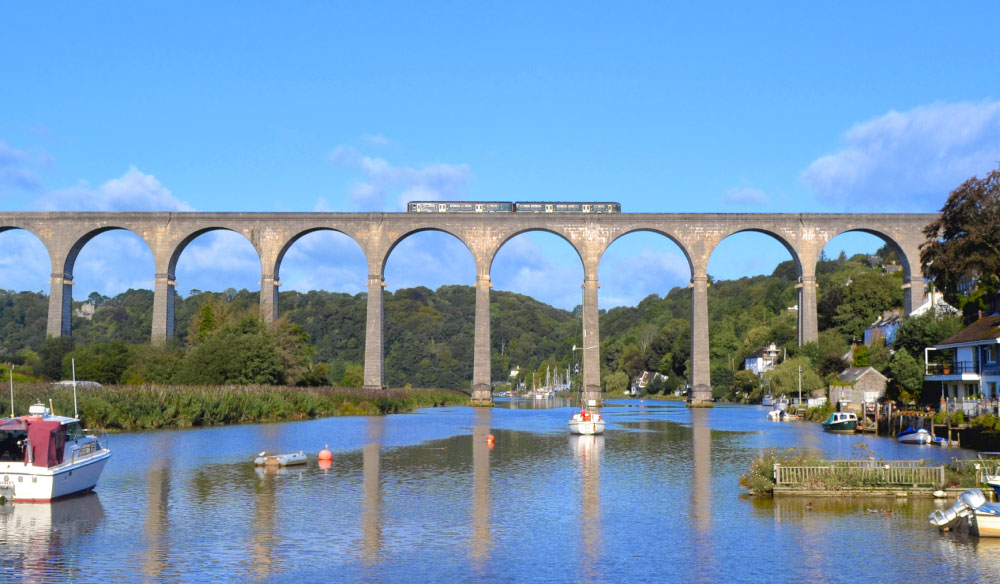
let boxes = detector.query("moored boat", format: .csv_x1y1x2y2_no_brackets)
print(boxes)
254,451,307,466
930,488,1000,537
897,426,932,444
821,412,857,433
568,409,605,435
0,403,111,503
761,393,774,407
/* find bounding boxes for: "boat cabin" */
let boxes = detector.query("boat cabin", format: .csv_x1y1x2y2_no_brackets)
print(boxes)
0,404,88,468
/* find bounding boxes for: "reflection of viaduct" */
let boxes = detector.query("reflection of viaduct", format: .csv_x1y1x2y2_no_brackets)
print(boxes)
0,212,936,405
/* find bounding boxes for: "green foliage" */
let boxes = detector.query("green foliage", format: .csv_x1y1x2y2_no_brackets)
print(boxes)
893,312,963,357
732,369,760,401
173,317,283,385
763,357,823,396
604,371,628,394
340,364,364,388
37,336,75,380
867,338,891,373
832,271,904,339
63,340,132,385
889,348,923,402
8,382,467,431
921,165,1000,310
852,345,869,367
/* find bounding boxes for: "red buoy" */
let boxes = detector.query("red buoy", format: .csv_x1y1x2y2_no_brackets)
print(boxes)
318,444,333,461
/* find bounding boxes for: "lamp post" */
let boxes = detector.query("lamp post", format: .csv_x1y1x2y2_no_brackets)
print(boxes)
798,366,803,411
8,364,14,417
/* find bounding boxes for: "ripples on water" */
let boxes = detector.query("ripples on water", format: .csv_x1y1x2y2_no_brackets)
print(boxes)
0,400,996,583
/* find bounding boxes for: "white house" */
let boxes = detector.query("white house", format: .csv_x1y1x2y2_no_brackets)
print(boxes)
925,315,1000,400
744,343,781,376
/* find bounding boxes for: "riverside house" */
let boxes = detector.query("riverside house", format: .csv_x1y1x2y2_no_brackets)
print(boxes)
925,315,1000,416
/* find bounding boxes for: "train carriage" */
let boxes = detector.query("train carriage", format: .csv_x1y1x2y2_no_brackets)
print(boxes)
407,201,621,213
513,202,621,213
407,201,514,213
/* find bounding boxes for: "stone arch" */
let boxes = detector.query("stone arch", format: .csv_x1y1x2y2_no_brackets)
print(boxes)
706,227,804,278
271,227,367,283
488,227,584,276
166,227,262,278
601,227,696,280
380,226,475,277
822,227,912,278
63,226,156,279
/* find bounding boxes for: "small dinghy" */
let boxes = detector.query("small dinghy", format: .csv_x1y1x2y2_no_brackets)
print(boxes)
254,451,307,467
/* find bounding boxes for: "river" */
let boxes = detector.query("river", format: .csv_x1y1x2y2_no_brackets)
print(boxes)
0,400,995,583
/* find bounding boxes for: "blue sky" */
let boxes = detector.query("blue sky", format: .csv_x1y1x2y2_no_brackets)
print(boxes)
2,3,1000,310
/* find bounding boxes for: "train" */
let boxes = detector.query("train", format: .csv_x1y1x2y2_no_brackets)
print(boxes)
406,201,621,214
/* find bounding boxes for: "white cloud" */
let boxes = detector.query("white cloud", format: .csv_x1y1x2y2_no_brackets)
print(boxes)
0,230,50,293
329,145,473,211
599,247,691,309
280,231,368,294
174,231,261,295
491,233,585,310
31,165,194,211
724,186,769,206
71,231,155,298
802,101,1000,211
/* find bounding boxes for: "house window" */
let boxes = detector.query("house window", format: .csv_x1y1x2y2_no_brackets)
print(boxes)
989,382,997,398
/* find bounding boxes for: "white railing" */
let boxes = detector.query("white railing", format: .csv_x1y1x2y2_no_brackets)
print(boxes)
774,462,945,487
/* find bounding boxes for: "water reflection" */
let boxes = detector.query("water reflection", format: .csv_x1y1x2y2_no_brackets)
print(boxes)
570,433,602,583
470,408,492,570
250,460,278,581
143,435,172,582
0,494,105,581
361,416,384,565
689,408,713,583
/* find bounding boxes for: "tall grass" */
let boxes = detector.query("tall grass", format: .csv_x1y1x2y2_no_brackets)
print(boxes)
6,384,469,431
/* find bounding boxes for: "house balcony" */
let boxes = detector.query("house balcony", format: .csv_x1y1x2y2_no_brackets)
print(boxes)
925,360,981,381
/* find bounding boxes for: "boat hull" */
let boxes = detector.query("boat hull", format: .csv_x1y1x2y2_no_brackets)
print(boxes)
568,420,605,435
898,429,932,444
970,503,1000,537
1,450,111,503
821,421,856,433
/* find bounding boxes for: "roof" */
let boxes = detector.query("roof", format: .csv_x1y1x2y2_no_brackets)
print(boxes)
838,366,887,384
935,315,1000,347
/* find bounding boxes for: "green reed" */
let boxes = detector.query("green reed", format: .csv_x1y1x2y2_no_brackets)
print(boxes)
7,383,469,431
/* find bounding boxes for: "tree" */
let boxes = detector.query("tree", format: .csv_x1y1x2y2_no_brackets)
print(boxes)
764,358,823,396
37,336,75,380
889,348,923,403
604,371,629,394
832,271,903,339
893,312,963,358
921,165,1000,311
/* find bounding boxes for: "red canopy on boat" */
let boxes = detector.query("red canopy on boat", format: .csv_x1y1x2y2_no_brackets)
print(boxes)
26,420,64,467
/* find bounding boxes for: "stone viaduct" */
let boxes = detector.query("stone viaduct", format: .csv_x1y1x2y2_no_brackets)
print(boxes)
0,211,937,406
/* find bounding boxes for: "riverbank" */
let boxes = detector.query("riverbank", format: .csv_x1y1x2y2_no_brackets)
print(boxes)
8,383,469,431
739,447,979,496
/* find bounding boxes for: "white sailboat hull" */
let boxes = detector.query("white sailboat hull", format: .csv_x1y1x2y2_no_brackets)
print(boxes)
568,412,605,435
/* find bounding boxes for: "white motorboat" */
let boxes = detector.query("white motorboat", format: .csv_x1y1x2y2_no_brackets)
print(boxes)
568,409,605,435
897,426,932,444
930,488,1000,537
761,394,774,407
0,403,111,503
